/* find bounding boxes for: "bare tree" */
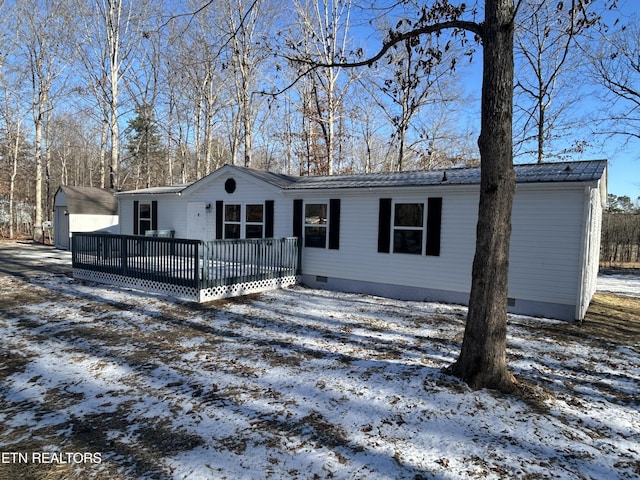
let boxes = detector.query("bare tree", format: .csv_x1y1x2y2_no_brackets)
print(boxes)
291,0,357,175
47,114,99,187
514,0,595,163
221,0,273,167
349,87,389,173
590,13,640,144
0,0,24,239
76,0,148,190
16,0,73,241
364,31,463,171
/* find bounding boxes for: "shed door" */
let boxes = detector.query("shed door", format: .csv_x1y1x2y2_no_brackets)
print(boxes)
187,202,207,240
54,207,69,250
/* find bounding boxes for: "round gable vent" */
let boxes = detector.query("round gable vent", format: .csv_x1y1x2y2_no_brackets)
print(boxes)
225,178,236,194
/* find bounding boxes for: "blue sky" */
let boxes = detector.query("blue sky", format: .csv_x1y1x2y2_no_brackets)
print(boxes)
452,0,640,202
602,145,639,200
591,0,640,201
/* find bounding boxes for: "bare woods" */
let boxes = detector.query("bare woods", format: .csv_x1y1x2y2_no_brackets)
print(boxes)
601,194,640,266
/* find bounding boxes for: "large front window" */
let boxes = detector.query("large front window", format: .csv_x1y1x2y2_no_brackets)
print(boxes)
224,203,264,239
304,203,327,248
393,203,424,254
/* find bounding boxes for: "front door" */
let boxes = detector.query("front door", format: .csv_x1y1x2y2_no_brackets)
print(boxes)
187,202,207,240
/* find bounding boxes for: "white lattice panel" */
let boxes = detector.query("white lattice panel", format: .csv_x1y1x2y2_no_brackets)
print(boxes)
73,269,200,302
73,269,297,303
198,276,298,302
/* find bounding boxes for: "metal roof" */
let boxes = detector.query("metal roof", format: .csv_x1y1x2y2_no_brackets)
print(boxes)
230,165,300,189
114,160,607,196
281,160,607,190
116,184,192,196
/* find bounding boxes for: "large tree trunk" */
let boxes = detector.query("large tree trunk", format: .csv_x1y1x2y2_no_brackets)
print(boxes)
448,0,517,391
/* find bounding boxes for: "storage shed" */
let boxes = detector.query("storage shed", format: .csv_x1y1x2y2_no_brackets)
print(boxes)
54,186,118,250
115,160,607,321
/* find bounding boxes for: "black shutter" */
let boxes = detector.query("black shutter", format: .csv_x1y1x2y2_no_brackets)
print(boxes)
216,200,224,239
328,198,340,250
133,201,139,235
426,197,442,256
293,199,303,238
377,198,392,253
151,200,158,230
265,200,274,238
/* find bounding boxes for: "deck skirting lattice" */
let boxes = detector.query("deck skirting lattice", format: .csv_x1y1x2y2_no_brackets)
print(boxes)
198,275,298,302
73,268,297,303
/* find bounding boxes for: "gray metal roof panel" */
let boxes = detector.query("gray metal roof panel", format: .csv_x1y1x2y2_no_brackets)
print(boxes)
112,160,606,196
285,160,607,190
115,184,192,196
231,165,300,188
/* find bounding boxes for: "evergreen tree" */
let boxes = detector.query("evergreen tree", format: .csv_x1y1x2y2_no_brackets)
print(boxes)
126,103,163,188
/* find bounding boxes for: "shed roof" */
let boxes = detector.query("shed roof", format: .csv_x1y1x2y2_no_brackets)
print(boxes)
56,186,118,215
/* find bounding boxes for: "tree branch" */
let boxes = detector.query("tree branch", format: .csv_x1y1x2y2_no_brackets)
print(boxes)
263,18,483,97
289,20,483,70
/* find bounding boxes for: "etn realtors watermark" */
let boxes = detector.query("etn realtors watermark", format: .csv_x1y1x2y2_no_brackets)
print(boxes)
1,451,102,464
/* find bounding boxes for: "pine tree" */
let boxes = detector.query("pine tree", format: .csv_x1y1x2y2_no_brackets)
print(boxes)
125,103,163,188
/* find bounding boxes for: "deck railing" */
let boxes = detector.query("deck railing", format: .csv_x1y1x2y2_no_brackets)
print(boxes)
72,233,299,292
200,237,299,288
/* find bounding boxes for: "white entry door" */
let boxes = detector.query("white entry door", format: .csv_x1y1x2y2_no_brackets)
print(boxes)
187,202,207,240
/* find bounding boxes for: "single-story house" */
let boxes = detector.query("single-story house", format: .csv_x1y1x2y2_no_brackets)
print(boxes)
54,186,119,250
114,159,607,321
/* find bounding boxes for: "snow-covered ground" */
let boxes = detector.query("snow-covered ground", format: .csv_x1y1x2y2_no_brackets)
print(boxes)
0,250,638,479
597,270,640,298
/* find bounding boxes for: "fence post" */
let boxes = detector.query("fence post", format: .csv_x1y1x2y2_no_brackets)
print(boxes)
121,236,128,276
194,241,200,289
295,237,301,275
71,235,77,267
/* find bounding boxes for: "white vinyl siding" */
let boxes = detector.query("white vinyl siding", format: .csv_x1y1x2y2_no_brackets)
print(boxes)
300,190,475,295
508,186,585,305
301,184,592,310
115,162,604,320
118,172,290,240
118,196,186,237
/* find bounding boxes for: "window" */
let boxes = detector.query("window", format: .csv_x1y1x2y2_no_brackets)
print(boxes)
224,204,241,239
134,200,157,235
293,199,340,249
378,197,442,256
393,203,424,254
139,203,152,234
304,203,327,248
222,203,265,239
245,204,264,238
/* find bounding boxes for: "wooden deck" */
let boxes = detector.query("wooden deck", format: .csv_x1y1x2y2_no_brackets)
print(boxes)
72,234,299,301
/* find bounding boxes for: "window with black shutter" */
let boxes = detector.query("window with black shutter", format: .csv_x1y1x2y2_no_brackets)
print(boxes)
377,197,441,256
295,199,341,249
